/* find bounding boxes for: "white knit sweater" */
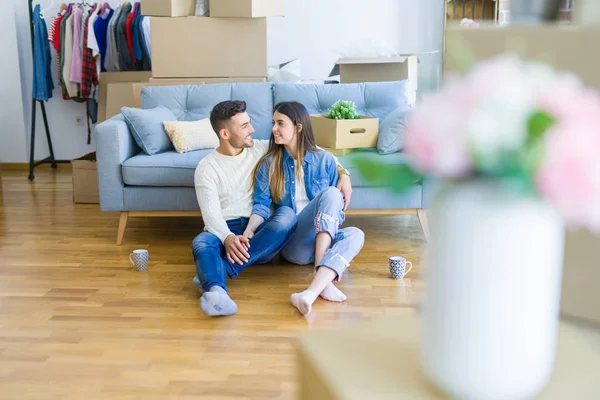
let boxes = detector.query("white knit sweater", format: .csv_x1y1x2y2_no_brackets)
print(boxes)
194,140,269,243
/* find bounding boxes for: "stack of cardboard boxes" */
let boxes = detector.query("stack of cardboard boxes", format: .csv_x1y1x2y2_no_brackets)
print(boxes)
97,0,285,123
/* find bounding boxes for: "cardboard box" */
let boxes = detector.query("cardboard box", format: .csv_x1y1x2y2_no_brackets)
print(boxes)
141,0,195,16
562,230,600,327
444,25,600,328
98,71,151,122
151,17,267,78
443,25,600,89
147,77,267,83
99,78,270,122
337,56,418,86
72,152,99,204
209,0,284,18
103,82,139,122
310,115,378,150
336,55,424,106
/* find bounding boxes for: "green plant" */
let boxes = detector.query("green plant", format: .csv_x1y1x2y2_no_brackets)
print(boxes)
324,100,360,120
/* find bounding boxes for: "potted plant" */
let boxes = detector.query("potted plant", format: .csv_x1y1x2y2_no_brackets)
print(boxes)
355,53,600,399
311,100,379,150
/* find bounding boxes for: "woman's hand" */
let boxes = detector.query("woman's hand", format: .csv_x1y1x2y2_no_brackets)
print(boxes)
242,229,254,241
337,174,353,210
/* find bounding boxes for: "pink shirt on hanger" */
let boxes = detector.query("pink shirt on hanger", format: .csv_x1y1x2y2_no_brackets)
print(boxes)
70,7,83,84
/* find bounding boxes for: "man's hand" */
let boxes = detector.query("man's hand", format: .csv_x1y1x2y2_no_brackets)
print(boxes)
224,234,251,265
337,174,353,210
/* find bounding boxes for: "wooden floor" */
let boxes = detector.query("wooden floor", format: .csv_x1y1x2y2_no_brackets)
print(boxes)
0,166,425,400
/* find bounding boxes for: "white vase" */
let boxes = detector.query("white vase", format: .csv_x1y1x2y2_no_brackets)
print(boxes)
420,180,565,400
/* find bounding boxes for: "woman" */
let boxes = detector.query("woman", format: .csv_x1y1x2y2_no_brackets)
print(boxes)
245,101,365,316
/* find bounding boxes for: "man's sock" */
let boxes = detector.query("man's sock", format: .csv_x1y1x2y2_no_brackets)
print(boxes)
199,286,238,316
320,283,347,302
192,276,202,292
291,290,319,316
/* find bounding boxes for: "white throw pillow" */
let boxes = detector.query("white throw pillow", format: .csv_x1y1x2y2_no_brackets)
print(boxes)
163,118,219,154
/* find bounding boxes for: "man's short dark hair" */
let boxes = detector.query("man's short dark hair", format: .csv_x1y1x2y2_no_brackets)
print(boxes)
210,100,247,135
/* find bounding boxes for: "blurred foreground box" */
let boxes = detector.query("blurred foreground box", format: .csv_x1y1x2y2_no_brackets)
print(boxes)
445,25,600,328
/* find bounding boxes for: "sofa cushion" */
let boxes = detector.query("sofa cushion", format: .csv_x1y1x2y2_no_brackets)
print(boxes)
163,118,219,154
122,147,413,189
122,149,213,187
335,148,415,188
121,106,176,155
273,81,411,123
377,107,410,154
140,83,274,140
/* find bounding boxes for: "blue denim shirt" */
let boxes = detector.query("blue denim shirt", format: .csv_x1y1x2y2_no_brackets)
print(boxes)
252,149,339,218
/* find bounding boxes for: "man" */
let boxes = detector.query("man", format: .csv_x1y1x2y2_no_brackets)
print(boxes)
193,100,353,317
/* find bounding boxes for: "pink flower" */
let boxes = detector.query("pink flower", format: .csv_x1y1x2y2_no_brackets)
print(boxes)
404,77,473,177
536,91,600,232
404,52,600,231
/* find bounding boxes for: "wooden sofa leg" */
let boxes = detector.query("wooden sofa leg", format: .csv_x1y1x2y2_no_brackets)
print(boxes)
417,209,430,241
117,211,128,246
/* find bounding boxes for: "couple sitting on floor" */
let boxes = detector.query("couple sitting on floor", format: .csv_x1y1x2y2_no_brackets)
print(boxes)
192,100,365,317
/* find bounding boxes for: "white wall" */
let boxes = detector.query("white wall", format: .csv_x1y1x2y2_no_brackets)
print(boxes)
0,2,27,163
268,0,444,91
4,0,444,162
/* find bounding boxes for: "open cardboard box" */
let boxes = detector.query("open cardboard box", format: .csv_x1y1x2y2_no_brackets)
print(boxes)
336,55,419,86
334,53,436,106
310,115,378,150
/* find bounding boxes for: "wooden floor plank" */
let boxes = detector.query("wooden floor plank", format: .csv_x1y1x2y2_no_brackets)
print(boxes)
0,166,424,398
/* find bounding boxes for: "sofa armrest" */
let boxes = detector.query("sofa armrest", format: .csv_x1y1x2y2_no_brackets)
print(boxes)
96,114,139,211
421,177,440,209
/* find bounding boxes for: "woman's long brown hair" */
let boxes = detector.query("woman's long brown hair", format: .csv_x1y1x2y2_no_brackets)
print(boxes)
251,102,319,203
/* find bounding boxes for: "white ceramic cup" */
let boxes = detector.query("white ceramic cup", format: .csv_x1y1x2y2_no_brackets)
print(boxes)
389,256,412,280
129,249,149,272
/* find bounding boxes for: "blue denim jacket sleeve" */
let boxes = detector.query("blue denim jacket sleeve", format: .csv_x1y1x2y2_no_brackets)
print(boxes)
252,159,272,220
325,152,339,187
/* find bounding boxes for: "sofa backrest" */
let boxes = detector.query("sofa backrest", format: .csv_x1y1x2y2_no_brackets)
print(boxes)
273,81,411,122
140,80,411,141
141,83,275,140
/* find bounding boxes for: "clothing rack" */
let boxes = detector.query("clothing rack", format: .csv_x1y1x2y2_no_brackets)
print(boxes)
27,0,70,181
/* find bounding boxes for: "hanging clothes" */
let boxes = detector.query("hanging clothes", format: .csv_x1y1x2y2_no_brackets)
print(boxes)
81,8,98,100
46,1,149,105
61,12,79,98
132,4,142,70
69,6,83,84
116,3,133,71
94,8,114,72
57,7,71,98
139,16,151,71
142,16,151,59
32,4,54,101
104,5,119,72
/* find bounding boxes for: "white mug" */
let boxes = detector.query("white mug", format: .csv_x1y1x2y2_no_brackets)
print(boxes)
389,256,412,280
129,249,149,272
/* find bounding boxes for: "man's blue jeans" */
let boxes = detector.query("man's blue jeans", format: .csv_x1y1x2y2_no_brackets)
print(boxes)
192,207,297,293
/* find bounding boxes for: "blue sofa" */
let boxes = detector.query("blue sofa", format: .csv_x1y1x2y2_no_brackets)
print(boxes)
95,81,431,245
